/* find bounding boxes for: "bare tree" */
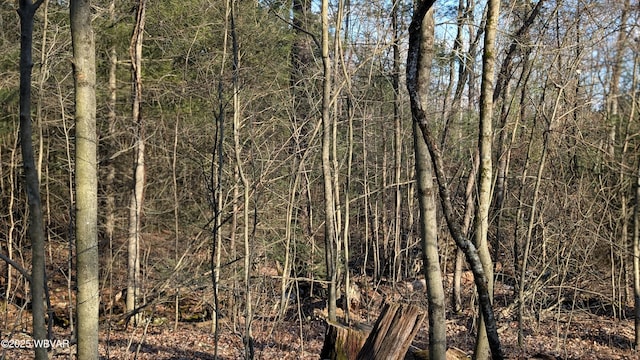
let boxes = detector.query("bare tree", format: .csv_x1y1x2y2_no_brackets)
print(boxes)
635,154,640,350
321,0,338,322
412,4,446,358
392,0,402,284
474,0,500,357
631,45,640,352
407,1,503,358
70,0,99,357
228,1,254,357
17,1,47,359
126,0,147,326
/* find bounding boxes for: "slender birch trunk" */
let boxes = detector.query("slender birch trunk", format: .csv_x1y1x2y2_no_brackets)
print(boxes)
321,0,338,322
127,0,146,326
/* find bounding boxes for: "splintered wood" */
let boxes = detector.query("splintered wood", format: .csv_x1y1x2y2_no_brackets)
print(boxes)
320,301,425,360
356,302,426,360
320,321,369,360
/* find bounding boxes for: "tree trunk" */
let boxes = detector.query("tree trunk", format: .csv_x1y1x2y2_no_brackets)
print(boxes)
17,1,48,359
104,0,118,331
228,2,254,357
70,0,99,357
454,152,479,313
392,0,403,284
333,0,354,322
356,302,426,360
474,0,500,357
412,4,446,359
632,55,640,352
635,155,640,350
321,321,370,360
321,0,338,322
127,0,146,326
407,1,504,359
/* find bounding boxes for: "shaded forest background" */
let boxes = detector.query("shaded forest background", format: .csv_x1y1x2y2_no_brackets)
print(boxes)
1,0,640,358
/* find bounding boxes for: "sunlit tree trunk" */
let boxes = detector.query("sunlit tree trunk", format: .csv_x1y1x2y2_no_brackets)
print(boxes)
412,5,446,358
17,1,47,359
104,0,118,329
333,0,352,323
70,0,99,357
407,1,503,359
127,0,146,326
228,2,254,357
474,0,500,357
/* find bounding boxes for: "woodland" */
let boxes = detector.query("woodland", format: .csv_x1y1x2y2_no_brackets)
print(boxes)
1,0,640,359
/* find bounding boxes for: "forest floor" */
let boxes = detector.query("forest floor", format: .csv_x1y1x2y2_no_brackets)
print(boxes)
1,279,638,360
1,236,639,359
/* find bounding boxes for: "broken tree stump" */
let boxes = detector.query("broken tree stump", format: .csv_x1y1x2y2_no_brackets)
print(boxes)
320,320,370,360
356,302,426,360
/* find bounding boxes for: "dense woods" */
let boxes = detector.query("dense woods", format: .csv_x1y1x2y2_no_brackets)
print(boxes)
1,0,639,359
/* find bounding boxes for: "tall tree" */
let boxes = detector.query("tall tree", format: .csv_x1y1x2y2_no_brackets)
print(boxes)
280,0,314,319
474,0,500,357
228,1,254,357
17,1,47,359
103,0,118,324
412,3,446,358
392,0,402,284
70,0,99,357
407,0,504,358
321,0,338,322
635,150,640,350
631,49,640,352
126,0,147,325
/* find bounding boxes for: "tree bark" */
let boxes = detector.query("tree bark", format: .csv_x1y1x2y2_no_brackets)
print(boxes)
356,302,426,360
17,1,47,359
228,2,254,357
474,0,500,357
70,0,99,357
127,0,146,326
412,4,446,359
321,321,369,360
392,0,403,284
